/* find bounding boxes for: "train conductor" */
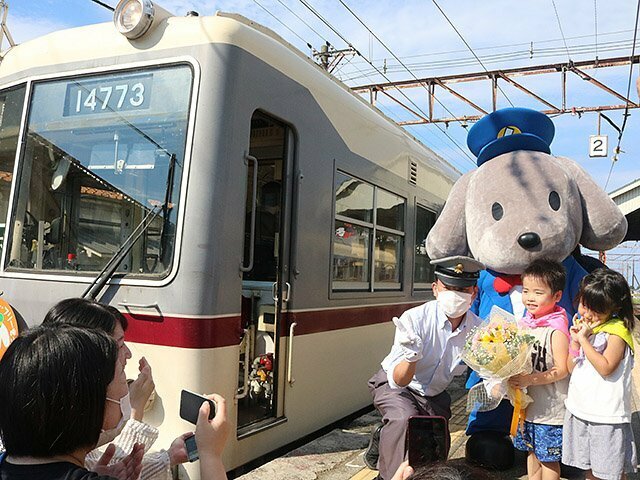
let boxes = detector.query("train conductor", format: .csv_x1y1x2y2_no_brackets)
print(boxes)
366,256,485,479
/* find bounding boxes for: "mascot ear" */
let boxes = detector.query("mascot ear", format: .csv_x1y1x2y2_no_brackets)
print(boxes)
426,171,473,258
557,157,628,250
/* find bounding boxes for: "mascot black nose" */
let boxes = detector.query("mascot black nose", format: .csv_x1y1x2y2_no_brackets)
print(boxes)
518,232,541,249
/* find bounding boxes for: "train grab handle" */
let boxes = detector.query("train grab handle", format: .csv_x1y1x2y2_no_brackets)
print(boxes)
240,153,258,273
287,322,297,386
271,282,291,303
235,328,252,401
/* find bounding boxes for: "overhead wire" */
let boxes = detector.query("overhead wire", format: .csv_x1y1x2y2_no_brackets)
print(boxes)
594,0,599,61
604,0,640,190
332,0,476,166
551,0,572,61
336,0,477,127
356,29,635,64
90,0,114,11
273,0,327,45
297,0,476,166
341,37,637,82
251,0,312,49
431,0,514,107
345,56,466,169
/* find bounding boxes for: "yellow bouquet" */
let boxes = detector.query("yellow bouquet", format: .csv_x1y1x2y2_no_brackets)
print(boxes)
461,306,537,434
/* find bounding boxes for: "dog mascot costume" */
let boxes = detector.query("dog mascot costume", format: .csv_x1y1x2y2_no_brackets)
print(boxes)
426,107,628,469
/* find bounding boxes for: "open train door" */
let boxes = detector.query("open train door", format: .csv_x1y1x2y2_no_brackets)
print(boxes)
236,111,295,435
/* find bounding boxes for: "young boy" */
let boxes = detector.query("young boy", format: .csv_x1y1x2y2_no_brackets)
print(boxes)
508,258,570,480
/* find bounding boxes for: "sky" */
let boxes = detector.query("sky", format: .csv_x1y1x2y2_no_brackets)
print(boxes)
5,0,640,278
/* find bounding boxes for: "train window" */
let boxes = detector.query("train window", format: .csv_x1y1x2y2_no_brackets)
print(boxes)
376,189,404,231
333,173,405,291
0,85,26,259
333,220,371,290
334,172,373,223
414,205,437,289
6,66,192,276
374,231,402,289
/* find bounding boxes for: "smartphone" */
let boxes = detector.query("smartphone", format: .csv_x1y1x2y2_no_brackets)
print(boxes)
185,434,199,462
405,416,449,469
179,390,216,425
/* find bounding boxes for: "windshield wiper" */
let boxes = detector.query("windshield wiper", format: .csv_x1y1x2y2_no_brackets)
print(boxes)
82,199,170,300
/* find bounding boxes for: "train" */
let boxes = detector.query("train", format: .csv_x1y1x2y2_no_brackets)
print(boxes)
0,0,459,476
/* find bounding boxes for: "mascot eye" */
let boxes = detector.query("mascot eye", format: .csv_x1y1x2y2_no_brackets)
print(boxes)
548,191,561,211
491,202,504,221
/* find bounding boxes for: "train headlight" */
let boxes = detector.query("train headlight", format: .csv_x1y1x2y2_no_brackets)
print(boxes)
113,0,155,39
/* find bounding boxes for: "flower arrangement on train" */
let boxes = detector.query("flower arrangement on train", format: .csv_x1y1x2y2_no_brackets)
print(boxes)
461,306,537,415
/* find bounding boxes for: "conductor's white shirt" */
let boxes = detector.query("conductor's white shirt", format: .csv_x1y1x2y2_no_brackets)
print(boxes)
381,300,482,397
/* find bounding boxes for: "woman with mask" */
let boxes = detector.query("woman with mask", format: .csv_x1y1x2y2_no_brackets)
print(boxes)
0,324,144,480
365,256,485,480
43,298,194,480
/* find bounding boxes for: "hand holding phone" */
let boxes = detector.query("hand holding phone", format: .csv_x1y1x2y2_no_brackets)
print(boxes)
405,416,449,470
180,390,217,425
185,434,199,462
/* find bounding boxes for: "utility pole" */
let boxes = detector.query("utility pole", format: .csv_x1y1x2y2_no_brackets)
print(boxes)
0,1,14,52
312,43,356,73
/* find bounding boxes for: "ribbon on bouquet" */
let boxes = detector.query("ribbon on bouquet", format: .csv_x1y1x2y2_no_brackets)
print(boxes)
509,388,526,437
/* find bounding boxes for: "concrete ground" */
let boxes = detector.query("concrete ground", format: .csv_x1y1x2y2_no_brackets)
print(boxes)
238,328,640,480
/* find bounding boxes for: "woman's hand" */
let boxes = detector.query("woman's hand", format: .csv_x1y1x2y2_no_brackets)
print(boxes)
195,394,229,458
128,357,155,421
195,394,229,479
94,442,144,480
168,432,193,466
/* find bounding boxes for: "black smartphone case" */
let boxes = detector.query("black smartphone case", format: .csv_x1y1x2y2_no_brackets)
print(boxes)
179,390,216,424
405,415,450,469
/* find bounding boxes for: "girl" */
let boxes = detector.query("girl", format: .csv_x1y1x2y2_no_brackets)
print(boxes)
563,269,637,480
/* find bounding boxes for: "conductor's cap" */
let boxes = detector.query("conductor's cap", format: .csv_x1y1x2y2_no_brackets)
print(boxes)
431,256,485,288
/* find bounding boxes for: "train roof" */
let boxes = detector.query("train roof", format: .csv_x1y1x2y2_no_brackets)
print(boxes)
0,8,462,186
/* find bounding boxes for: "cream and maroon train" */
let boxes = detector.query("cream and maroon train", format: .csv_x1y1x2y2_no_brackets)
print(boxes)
0,0,458,476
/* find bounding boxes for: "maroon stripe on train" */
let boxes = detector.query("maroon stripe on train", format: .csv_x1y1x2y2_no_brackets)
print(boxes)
286,303,422,336
123,313,244,348
122,302,423,348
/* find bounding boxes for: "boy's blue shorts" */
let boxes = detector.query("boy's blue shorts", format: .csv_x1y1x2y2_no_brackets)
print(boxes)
513,421,563,462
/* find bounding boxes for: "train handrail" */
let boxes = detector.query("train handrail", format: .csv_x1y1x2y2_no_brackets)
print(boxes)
240,153,258,272
235,327,252,401
287,322,297,386
118,301,161,315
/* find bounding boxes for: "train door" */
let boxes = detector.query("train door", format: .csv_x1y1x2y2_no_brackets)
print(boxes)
237,111,294,434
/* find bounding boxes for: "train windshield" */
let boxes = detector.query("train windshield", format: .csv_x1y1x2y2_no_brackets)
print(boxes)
6,65,192,277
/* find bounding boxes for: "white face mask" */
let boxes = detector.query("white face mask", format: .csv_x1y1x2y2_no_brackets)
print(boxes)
437,290,473,319
98,392,131,446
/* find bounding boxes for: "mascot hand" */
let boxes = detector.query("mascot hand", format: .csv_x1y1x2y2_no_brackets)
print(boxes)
392,316,423,362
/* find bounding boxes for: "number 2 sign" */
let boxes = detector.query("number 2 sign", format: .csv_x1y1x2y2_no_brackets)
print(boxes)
589,135,608,158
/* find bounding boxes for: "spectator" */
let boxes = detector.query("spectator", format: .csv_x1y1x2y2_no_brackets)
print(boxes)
0,324,144,480
43,298,192,479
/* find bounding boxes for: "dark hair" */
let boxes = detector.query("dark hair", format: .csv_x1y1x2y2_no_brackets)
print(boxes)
0,324,117,456
577,268,635,331
410,461,491,480
43,297,127,333
521,258,566,294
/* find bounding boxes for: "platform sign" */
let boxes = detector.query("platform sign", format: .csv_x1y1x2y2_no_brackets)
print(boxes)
589,135,608,158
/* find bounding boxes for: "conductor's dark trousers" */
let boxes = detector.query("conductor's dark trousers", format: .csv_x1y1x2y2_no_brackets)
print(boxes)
368,369,451,480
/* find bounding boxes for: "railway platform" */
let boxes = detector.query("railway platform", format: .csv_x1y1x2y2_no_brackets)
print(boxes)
237,354,640,480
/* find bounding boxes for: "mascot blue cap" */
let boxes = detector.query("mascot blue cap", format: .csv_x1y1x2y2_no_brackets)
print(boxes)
467,107,555,167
